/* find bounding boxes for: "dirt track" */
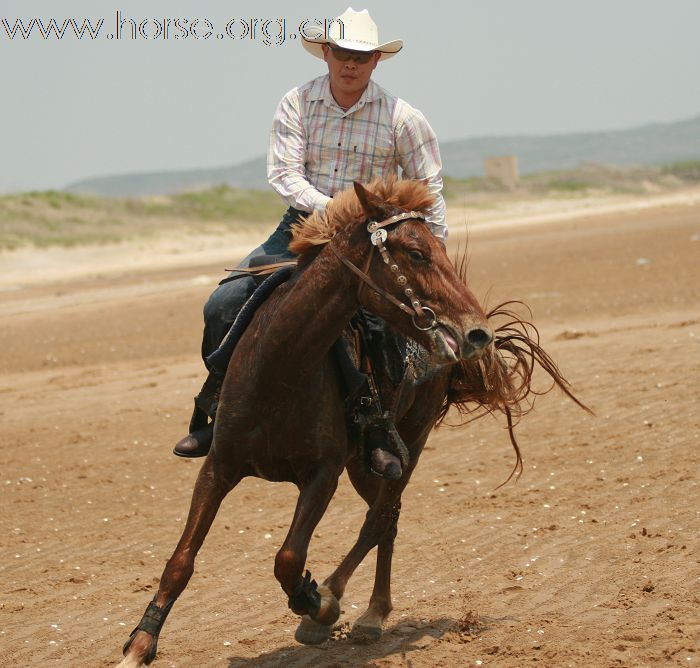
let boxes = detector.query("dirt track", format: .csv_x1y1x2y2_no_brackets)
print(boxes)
1,202,699,667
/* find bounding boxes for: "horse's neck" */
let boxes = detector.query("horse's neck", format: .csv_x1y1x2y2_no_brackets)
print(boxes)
250,236,364,378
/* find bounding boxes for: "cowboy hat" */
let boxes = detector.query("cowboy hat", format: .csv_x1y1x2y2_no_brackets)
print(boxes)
301,7,403,61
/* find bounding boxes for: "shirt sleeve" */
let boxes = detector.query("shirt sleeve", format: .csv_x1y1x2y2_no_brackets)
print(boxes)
267,89,332,214
394,106,448,240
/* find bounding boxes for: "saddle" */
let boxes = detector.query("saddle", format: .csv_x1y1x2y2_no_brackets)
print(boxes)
206,256,412,478
219,254,298,286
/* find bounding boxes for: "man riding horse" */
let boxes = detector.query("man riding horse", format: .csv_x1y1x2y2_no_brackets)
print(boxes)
174,7,447,471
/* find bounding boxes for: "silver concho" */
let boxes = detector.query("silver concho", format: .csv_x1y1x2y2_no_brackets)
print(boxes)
370,229,387,246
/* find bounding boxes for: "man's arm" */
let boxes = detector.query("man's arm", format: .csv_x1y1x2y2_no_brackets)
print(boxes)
394,107,447,240
267,90,332,214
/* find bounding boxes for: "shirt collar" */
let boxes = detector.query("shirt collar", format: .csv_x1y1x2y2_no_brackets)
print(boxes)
309,75,382,110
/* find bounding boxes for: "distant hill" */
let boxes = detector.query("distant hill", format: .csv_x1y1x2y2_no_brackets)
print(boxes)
440,114,700,179
65,114,700,197
66,155,268,198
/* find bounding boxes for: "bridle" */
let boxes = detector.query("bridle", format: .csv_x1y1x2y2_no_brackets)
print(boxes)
330,211,439,331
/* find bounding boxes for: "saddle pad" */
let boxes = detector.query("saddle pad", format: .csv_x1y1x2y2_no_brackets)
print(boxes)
205,266,295,376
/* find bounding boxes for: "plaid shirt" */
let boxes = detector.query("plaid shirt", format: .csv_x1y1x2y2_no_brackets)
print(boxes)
267,75,447,239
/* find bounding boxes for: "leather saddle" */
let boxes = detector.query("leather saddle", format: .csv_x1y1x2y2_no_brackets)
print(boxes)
219,254,298,286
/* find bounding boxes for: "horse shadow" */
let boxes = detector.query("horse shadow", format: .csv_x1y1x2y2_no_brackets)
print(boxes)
226,615,457,667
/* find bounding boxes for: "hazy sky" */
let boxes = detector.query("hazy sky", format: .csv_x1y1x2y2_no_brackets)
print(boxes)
2,0,699,193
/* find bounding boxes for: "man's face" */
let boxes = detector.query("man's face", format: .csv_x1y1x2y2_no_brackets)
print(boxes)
322,45,381,101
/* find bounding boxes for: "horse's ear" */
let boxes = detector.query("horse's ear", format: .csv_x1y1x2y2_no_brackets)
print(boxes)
354,181,387,220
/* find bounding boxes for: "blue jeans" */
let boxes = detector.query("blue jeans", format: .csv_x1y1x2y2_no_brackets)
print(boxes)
201,207,306,362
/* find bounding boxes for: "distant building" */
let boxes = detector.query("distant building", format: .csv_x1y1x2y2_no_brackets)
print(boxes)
484,155,519,188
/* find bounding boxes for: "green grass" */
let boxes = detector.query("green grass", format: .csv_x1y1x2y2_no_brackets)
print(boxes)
661,160,700,181
168,186,281,221
546,179,589,192
0,185,283,250
442,175,511,199
444,160,700,202
2,163,698,251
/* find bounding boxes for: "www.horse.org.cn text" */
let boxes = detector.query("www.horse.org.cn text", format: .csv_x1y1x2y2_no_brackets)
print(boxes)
1,13,346,46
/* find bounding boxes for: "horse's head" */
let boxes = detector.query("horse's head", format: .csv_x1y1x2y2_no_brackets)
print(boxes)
349,181,493,365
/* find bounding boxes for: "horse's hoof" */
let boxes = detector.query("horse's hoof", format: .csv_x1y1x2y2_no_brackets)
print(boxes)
351,622,383,644
352,609,385,643
118,629,155,667
295,615,332,645
309,585,340,626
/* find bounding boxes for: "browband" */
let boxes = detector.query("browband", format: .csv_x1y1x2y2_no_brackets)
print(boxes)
367,211,426,231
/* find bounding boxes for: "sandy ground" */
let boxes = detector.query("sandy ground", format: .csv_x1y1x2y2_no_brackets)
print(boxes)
1,196,699,667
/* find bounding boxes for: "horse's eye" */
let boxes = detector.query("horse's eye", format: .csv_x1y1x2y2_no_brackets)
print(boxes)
408,249,425,262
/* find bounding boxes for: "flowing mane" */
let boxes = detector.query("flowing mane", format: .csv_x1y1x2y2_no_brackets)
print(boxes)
289,176,434,258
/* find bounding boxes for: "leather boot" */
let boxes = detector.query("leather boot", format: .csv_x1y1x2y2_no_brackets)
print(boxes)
365,427,403,480
173,374,221,458
173,422,214,458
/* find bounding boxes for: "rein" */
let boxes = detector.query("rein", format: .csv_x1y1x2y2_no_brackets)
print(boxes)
330,211,438,332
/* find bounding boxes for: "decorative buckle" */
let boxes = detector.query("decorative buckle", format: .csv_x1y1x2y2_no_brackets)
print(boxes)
371,229,387,246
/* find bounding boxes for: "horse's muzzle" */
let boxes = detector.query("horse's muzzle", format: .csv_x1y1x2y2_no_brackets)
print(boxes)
463,326,494,355
433,322,493,363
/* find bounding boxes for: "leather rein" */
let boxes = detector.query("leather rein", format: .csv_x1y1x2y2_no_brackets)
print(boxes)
330,211,438,332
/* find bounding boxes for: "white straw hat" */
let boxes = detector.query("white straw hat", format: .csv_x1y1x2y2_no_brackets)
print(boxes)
301,7,403,61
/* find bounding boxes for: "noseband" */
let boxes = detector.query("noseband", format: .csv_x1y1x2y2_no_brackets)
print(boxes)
330,211,438,331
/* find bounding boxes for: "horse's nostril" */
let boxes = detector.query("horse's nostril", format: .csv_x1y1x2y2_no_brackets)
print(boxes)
466,327,493,349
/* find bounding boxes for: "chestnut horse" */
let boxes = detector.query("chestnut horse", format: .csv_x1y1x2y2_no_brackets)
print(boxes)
119,179,583,666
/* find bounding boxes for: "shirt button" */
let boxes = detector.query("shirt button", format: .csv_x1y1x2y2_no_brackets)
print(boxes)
334,168,338,172
337,142,341,147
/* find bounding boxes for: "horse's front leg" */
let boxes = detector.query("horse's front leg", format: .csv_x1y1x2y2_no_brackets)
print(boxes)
295,467,407,645
274,466,341,629
118,455,238,667
351,499,401,642
348,377,448,642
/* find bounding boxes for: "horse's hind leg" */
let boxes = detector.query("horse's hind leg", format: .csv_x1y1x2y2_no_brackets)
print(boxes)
119,455,238,667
